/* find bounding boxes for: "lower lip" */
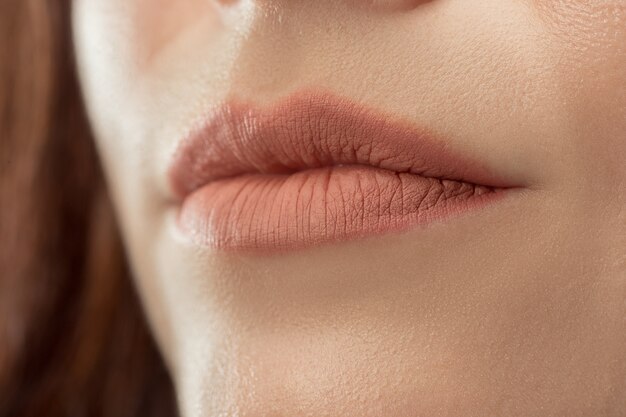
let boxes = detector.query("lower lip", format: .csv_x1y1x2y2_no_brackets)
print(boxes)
176,165,508,253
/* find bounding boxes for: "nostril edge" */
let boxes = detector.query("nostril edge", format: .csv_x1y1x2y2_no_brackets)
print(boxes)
211,0,239,6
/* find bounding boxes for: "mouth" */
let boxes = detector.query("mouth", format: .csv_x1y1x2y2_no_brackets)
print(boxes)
168,88,518,253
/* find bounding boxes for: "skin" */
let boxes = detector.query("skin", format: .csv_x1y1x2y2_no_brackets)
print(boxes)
72,0,626,416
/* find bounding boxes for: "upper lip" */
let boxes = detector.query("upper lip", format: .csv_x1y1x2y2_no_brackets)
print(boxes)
168,89,513,200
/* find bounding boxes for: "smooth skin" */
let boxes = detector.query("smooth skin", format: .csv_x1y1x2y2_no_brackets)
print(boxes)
72,1,626,416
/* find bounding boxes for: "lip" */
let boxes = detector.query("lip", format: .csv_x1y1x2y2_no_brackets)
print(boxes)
169,89,517,253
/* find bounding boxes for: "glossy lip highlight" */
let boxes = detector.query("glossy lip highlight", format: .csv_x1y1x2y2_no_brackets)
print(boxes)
168,89,517,253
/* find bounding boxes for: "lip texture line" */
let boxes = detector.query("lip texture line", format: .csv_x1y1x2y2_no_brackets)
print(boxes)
169,89,513,252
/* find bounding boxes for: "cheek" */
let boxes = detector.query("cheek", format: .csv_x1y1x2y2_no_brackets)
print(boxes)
531,1,626,154
530,1,626,55
528,0,626,83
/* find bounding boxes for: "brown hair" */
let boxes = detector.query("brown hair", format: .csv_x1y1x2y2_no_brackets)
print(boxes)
0,1,178,415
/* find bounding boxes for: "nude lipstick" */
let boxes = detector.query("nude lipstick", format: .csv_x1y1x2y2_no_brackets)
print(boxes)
168,89,514,252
